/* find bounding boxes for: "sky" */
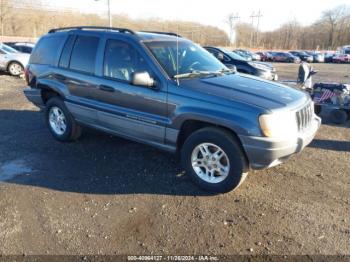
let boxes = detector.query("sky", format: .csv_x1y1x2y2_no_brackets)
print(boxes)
44,0,349,33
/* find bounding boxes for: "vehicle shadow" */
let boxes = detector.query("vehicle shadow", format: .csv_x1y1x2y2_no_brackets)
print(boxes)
309,139,350,152
0,109,212,196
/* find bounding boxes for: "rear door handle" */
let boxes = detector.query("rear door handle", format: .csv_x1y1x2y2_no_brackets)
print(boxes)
99,85,115,92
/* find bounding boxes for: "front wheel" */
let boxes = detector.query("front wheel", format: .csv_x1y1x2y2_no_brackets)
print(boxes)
181,127,248,193
8,62,24,76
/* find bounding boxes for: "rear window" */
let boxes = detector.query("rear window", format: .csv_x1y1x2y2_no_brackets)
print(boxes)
69,35,99,74
30,35,66,65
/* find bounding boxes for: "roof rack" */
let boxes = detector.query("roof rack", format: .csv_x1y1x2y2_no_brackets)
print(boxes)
140,31,182,37
48,26,135,35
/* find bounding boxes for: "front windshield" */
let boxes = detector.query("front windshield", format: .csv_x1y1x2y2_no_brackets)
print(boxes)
145,41,227,78
0,44,18,54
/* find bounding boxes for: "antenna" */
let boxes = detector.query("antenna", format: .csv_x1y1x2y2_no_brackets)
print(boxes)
176,24,180,86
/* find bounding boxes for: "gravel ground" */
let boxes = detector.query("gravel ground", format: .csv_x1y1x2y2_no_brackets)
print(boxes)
0,63,349,256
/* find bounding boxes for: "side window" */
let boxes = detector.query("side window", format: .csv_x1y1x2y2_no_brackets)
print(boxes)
207,49,218,56
59,35,76,68
30,35,66,65
69,35,99,74
103,39,150,82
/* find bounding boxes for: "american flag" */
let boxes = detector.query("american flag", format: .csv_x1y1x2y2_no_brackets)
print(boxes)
314,89,336,103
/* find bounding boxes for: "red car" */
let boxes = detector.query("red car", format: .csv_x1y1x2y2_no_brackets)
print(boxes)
332,54,350,63
256,52,273,62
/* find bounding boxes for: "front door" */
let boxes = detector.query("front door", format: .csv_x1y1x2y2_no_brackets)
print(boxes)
93,38,168,145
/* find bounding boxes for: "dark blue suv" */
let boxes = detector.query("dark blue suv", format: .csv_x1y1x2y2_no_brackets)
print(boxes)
24,26,321,193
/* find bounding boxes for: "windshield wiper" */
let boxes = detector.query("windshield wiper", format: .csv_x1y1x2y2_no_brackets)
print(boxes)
219,68,237,75
174,70,224,79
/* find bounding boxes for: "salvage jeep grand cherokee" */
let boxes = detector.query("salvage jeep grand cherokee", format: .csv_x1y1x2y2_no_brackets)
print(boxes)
24,26,321,193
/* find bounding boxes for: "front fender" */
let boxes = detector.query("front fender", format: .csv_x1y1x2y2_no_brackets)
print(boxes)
171,106,262,137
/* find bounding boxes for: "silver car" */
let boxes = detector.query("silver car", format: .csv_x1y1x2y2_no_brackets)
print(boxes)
0,43,30,76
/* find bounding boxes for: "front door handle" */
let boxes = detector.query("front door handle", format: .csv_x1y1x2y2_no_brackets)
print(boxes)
56,74,66,81
99,85,115,92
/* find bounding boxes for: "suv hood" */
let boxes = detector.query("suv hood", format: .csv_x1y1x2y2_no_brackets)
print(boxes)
181,73,307,110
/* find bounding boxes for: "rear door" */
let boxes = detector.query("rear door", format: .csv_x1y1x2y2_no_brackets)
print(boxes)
57,33,102,125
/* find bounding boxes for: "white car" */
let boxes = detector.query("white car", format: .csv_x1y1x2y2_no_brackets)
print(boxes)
0,43,30,76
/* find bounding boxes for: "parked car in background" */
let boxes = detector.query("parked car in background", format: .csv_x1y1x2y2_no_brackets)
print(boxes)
272,52,301,63
235,49,261,61
305,51,324,63
332,53,350,63
232,50,252,61
324,52,336,63
4,42,35,54
205,46,278,81
256,52,274,62
0,43,30,76
23,27,320,193
289,51,313,63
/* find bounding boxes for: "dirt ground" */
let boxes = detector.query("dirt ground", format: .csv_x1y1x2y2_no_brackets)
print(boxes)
0,63,349,256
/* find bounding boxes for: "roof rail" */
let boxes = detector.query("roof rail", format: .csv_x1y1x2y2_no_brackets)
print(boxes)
48,26,135,35
140,31,182,37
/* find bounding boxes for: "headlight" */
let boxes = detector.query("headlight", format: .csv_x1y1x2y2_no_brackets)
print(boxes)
259,111,298,138
248,62,269,71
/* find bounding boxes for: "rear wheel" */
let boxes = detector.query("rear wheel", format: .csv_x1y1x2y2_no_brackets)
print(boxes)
330,109,347,125
8,62,23,76
45,97,82,142
181,127,248,193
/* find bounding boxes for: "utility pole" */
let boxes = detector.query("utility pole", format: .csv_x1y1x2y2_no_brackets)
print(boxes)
250,11,262,48
255,10,263,48
107,0,111,27
227,13,240,47
250,12,255,48
95,0,112,27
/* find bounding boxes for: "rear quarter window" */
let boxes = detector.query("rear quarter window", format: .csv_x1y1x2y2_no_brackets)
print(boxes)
30,35,66,65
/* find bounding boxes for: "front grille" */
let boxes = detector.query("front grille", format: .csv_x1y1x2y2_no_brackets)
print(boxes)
296,102,313,132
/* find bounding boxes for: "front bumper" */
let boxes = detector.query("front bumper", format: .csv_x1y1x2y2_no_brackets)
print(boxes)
23,87,44,108
239,116,321,170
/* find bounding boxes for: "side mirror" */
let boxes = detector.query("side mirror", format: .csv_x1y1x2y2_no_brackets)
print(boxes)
225,64,237,72
217,53,224,61
132,72,155,88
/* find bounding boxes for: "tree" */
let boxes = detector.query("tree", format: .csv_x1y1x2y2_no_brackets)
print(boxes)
321,5,350,48
0,0,11,36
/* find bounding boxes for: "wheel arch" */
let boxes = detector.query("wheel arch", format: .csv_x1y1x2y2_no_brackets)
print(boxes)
176,119,249,165
36,78,68,104
6,60,25,72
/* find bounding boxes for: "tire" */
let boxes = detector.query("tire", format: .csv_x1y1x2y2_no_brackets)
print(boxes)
8,62,24,76
314,104,322,116
330,109,347,125
45,97,82,142
181,127,248,193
